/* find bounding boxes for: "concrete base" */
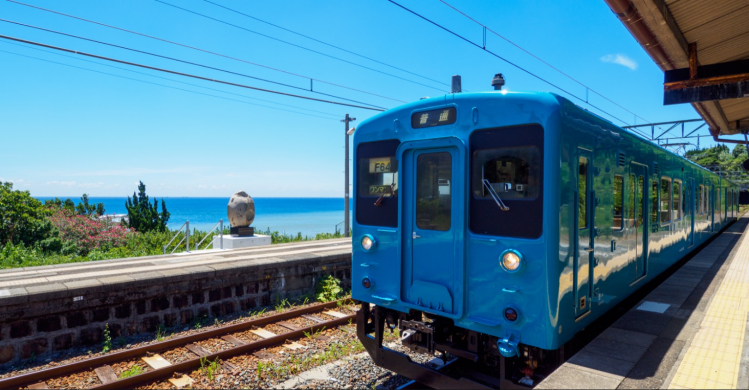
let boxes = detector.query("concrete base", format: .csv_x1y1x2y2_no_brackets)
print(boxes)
212,234,271,249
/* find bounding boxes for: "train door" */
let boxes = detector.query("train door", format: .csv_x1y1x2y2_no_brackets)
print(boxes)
630,164,647,281
689,178,695,246
401,144,462,315
574,149,593,317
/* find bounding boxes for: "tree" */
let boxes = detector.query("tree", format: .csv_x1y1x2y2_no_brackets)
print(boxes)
45,195,105,217
125,181,170,233
0,182,56,248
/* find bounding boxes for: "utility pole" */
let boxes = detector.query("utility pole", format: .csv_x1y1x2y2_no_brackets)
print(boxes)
342,114,356,238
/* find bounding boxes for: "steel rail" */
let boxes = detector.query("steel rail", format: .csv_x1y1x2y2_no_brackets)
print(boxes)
96,314,356,389
0,300,354,389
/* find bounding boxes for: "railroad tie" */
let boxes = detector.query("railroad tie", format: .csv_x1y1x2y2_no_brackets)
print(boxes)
169,373,194,389
186,343,211,357
94,366,118,385
277,321,301,331
221,334,247,346
142,354,172,370
301,314,325,323
323,311,349,319
249,328,277,339
27,383,49,389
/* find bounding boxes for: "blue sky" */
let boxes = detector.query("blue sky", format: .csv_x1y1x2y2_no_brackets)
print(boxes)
0,0,712,197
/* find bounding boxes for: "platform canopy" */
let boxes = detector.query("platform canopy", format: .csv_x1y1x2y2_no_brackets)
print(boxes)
605,0,749,142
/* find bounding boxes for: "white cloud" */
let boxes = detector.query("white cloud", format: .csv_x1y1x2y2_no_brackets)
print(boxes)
46,180,77,187
600,54,638,70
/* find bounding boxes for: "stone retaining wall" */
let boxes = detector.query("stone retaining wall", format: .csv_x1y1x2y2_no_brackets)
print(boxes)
0,251,350,366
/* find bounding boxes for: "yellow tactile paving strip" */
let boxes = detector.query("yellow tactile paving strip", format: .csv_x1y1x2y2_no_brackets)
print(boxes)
669,223,749,389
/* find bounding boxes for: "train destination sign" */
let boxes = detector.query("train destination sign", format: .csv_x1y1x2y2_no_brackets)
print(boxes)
369,157,395,173
411,107,457,128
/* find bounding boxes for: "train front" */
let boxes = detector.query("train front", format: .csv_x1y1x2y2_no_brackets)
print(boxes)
351,88,562,389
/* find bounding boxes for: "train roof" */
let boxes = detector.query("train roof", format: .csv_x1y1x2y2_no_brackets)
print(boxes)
356,90,736,186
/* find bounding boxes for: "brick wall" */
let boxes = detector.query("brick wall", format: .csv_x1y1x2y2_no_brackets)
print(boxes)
0,251,350,366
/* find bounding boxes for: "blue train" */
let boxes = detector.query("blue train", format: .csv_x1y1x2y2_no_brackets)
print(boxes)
352,77,740,388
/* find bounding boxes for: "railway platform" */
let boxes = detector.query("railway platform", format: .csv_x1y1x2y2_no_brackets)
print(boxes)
537,215,749,389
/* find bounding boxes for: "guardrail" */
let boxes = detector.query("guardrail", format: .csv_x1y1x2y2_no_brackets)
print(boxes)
194,219,223,251
163,221,190,255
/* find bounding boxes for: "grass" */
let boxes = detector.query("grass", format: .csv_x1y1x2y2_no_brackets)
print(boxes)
0,227,347,269
119,365,144,379
200,357,221,380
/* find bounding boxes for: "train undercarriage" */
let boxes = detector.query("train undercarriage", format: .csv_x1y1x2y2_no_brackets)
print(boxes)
356,303,564,389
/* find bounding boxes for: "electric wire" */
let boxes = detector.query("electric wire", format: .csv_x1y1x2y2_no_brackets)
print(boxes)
0,18,388,110
0,39,342,118
201,0,450,88
384,0,657,138
5,0,409,104
436,0,683,140
154,0,447,92
0,47,339,120
0,34,387,111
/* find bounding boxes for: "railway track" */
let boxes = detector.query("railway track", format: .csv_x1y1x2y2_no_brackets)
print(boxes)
1,300,356,390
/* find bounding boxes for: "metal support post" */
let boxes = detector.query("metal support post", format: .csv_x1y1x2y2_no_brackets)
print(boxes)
186,220,190,252
220,219,223,249
342,114,356,238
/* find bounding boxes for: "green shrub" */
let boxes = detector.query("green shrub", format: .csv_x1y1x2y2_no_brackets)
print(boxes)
316,275,343,302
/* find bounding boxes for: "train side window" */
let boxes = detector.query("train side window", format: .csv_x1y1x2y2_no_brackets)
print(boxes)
699,185,704,214
673,180,682,220
661,178,671,224
578,157,588,229
683,181,688,216
651,180,659,224
613,175,623,230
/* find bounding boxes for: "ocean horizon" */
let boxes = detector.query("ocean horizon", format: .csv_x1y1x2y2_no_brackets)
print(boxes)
35,197,353,237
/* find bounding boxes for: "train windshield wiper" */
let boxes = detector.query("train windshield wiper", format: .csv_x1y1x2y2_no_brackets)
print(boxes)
374,183,395,207
482,179,510,211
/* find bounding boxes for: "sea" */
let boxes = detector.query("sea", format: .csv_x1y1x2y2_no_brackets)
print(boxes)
35,197,352,237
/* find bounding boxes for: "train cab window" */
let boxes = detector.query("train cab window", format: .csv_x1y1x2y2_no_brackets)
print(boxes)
613,175,623,230
469,124,543,238
651,180,659,224
673,180,682,220
473,146,541,201
356,139,400,227
661,178,672,224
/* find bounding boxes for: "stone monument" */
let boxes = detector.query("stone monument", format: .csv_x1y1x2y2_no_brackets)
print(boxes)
228,190,255,236
212,191,271,249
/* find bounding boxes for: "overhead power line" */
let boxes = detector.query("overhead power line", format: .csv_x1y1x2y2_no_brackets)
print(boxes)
0,34,387,111
201,0,451,88
154,0,447,92
383,0,645,133
0,40,341,118
0,18,388,110
434,0,685,140
6,0,408,104
383,0,663,139
0,47,340,121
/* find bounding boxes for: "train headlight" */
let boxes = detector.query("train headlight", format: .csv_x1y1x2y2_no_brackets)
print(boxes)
500,249,524,273
361,234,377,252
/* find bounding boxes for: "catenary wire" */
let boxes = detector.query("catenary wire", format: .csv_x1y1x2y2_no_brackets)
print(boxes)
201,0,450,88
5,0,409,104
436,0,682,140
384,0,657,138
0,47,340,120
0,40,342,118
154,0,447,93
0,18,388,110
0,34,387,111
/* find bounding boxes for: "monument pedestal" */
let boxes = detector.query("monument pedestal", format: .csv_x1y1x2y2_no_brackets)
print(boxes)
212,234,271,249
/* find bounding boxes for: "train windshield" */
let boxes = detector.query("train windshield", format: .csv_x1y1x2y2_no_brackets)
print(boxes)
356,139,400,227
472,147,541,200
